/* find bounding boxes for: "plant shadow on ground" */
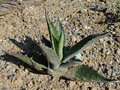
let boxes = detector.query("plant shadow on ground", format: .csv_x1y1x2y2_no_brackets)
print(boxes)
0,36,48,75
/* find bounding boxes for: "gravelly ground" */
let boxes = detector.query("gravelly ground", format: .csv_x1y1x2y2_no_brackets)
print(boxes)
0,0,120,90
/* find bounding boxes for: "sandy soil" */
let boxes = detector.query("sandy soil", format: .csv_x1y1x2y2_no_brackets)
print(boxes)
0,0,120,90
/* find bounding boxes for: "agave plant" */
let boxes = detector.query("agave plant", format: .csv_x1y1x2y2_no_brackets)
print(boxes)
10,12,113,82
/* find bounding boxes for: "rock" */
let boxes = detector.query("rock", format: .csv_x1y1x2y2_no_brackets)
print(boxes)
14,35,22,41
69,81,76,89
112,66,119,70
107,39,115,45
87,0,95,2
59,79,65,82
7,74,17,82
81,85,88,90
92,87,99,90
112,72,116,77
107,69,112,76
32,78,38,81
116,49,120,55
72,35,77,42
114,32,120,43
116,37,120,43
107,24,115,30
5,65,16,73
27,81,33,88
114,32,120,37
0,39,3,42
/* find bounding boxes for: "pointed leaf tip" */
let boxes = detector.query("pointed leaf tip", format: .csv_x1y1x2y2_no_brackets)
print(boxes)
63,33,109,63
45,12,59,41
11,54,47,70
63,65,112,82
58,30,64,62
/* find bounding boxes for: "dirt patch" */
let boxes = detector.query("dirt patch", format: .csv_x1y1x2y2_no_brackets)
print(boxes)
0,0,120,90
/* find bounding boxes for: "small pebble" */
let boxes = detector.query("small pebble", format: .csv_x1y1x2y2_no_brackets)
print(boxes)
107,69,112,76
116,49,120,55
107,24,115,30
69,82,76,89
32,78,38,82
59,79,65,82
5,65,15,73
112,72,116,77
107,39,115,45
114,32,120,37
112,66,119,70
7,74,16,82
116,36,120,43
27,81,33,87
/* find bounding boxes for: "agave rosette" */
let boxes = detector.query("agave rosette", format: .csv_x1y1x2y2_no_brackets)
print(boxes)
11,12,112,82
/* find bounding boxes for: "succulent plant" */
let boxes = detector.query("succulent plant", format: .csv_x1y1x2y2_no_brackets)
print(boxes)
10,11,113,82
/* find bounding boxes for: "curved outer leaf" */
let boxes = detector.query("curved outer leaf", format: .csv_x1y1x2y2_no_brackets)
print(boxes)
45,11,59,53
62,33,109,63
40,44,60,69
58,30,64,62
56,19,66,46
59,59,82,71
58,59,82,71
47,68,64,76
56,19,66,62
63,65,112,82
51,36,58,54
11,54,47,70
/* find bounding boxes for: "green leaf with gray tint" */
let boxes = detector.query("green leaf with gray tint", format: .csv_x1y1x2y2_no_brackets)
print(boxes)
63,65,112,82
56,19,66,46
58,30,64,62
60,59,82,68
40,44,60,69
58,59,82,71
12,54,47,70
47,68,64,76
62,33,109,63
45,12,59,53
51,35,59,54
46,13,59,41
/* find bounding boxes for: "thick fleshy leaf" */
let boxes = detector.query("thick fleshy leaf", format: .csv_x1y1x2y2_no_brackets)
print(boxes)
11,54,47,70
56,18,62,36
56,19,65,62
40,44,60,69
56,19,66,46
45,11,59,53
62,33,109,63
63,65,112,82
58,30,64,62
51,35,58,54
58,59,82,71
45,11,59,41
47,68,63,76
59,59,81,68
